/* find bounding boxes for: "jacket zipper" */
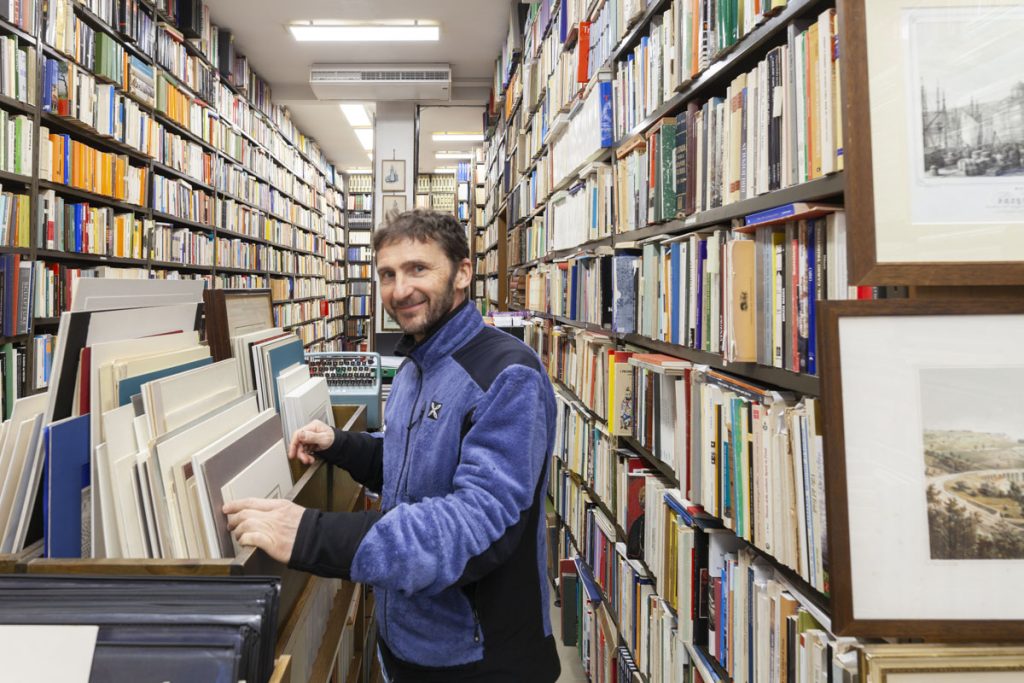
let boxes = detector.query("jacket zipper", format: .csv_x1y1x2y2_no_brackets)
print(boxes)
470,584,481,644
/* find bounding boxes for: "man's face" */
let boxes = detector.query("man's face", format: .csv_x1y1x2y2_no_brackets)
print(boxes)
376,237,471,341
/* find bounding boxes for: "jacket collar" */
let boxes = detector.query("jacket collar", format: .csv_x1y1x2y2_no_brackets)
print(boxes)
394,298,482,367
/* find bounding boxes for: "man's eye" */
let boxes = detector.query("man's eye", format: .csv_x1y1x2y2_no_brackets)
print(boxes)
414,265,426,273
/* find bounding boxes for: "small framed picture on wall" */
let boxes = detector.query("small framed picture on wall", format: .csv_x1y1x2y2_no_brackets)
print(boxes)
381,159,405,192
383,193,407,215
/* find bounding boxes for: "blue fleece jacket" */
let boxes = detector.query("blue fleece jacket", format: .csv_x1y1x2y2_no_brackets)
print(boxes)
289,300,561,681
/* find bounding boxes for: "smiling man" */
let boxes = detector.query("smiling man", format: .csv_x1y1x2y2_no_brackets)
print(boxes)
224,210,561,682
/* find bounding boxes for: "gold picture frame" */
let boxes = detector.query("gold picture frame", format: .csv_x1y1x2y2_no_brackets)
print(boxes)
859,644,1024,683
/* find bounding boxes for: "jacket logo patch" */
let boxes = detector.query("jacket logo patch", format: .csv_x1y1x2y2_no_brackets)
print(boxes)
427,401,443,420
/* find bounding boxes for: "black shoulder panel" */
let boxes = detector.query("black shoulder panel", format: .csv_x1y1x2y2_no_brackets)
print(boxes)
452,326,543,392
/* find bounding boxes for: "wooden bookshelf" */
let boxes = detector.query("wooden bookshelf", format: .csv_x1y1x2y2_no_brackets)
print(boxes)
0,0,369,392
487,0,859,678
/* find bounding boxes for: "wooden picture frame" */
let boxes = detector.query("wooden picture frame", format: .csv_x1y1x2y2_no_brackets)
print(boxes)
819,298,1024,640
382,193,407,216
203,289,274,362
859,644,1024,683
381,160,405,193
841,0,1024,286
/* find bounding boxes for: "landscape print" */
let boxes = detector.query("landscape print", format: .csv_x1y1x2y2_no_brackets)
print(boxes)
921,367,1024,560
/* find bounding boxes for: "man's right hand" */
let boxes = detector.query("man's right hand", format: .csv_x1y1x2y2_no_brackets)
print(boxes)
288,420,335,465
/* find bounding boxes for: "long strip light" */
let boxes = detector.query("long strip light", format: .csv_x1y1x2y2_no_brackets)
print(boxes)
432,132,484,142
340,104,372,128
289,22,439,42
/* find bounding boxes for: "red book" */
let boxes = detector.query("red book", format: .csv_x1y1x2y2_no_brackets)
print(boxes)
576,22,591,83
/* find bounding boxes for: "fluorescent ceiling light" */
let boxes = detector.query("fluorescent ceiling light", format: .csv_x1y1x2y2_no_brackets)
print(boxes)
340,104,372,128
289,22,439,42
434,167,457,174
432,133,483,143
355,128,374,150
435,152,474,160
348,168,372,174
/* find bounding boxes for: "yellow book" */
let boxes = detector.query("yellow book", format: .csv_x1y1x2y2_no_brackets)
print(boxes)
807,22,821,180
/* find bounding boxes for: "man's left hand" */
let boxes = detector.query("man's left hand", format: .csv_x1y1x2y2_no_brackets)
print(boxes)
223,498,305,564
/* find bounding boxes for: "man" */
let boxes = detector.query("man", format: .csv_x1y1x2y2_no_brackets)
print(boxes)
224,210,561,682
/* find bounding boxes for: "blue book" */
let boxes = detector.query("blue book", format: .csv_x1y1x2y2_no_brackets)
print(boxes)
598,81,613,147
744,202,839,226
74,204,83,253
43,414,90,558
117,357,213,407
264,338,305,411
62,134,71,184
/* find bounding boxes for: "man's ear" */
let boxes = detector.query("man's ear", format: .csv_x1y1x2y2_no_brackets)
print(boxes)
455,258,472,291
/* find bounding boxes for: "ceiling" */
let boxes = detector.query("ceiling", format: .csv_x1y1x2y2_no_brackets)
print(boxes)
204,0,510,173
417,106,484,174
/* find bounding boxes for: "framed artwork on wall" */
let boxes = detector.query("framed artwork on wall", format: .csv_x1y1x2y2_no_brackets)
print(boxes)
381,159,406,193
382,193,407,216
842,0,1024,285
859,644,1024,682
819,298,1024,639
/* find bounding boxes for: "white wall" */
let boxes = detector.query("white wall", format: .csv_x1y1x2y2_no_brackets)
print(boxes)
374,101,416,334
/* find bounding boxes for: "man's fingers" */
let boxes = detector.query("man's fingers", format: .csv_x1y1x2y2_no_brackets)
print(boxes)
223,497,282,515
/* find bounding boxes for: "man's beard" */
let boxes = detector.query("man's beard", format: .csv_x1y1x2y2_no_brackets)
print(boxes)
389,269,458,339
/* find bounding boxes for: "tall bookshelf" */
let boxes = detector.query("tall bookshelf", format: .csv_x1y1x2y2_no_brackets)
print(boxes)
0,0,361,414
484,0,869,680
414,172,456,215
470,147,489,312
344,172,373,349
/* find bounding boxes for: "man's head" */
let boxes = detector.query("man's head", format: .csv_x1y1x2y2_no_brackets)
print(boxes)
373,209,472,342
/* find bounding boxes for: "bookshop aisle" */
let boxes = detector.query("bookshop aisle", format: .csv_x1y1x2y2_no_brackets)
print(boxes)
552,590,589,683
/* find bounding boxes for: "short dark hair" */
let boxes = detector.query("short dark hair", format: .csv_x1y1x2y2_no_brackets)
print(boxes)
372,209,469,266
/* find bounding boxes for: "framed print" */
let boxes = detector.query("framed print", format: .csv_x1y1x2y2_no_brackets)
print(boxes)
859,644,1024,683
382,193,407,215
842,0,1024,285
819,299,1024,639
381,159,405,192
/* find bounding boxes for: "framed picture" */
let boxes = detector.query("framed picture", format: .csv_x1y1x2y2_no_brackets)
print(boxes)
819,299,1024,639
842,0,1024,285
382,193,407,216
380,159,405,192
859,644,1024,683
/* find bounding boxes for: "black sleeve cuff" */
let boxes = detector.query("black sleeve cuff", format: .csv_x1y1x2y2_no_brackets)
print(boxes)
316,430,385,493
288,507,384,579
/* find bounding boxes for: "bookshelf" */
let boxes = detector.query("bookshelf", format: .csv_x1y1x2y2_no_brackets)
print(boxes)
485,0,863,680
344,172,373,348
0,0,361,415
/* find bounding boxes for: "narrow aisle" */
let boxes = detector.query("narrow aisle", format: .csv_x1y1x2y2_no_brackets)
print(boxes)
551,588,588,683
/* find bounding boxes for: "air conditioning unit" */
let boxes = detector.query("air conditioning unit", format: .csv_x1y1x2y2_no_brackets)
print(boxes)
310,64,452,101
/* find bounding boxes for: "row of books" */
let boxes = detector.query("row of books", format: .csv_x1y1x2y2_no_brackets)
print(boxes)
0,34,34,104
0,188,28,247
542,327,829,586
347,296,371,316
31,260,141,318
157,129,213,185
617,9,842,227
270,275,327,302
520,209,867,374
150,221,213,265
548,161,615,251
42,128,149,205
550,79,614,187
0,0,35,34
155,21,217,104
0,253,30,337
152,173,213,223
0,110,31,177
38,191,145,257
550,442,848,683
272,299,320,328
